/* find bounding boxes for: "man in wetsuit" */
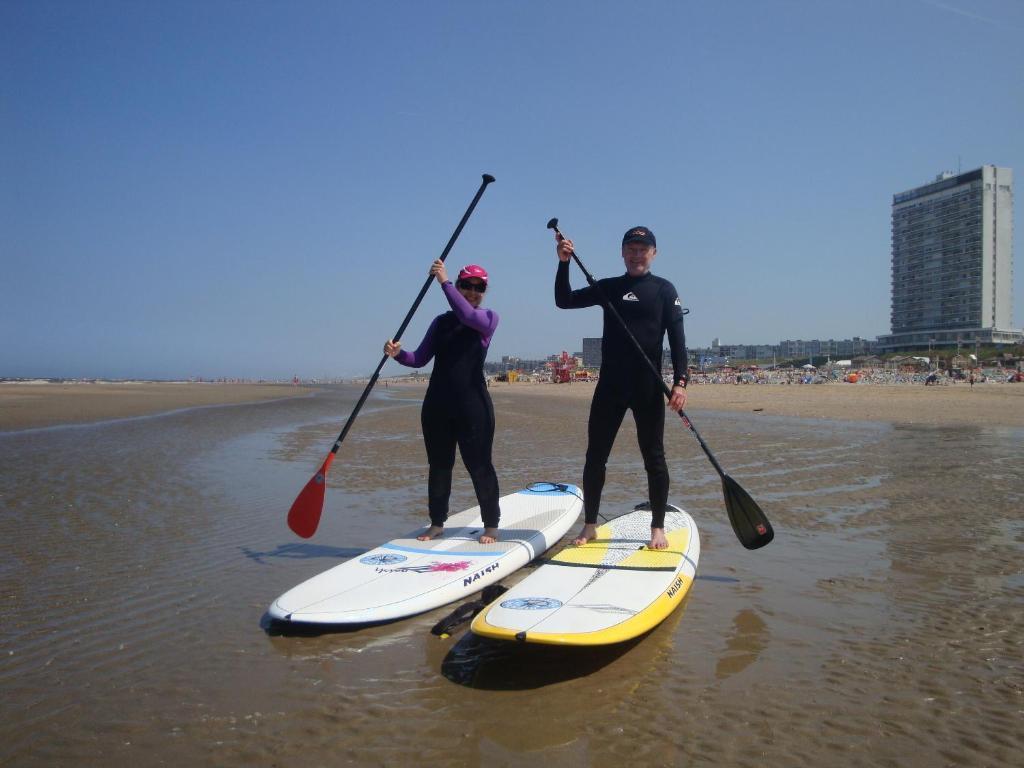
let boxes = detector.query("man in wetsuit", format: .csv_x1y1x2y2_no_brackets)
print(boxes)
554,226,687,550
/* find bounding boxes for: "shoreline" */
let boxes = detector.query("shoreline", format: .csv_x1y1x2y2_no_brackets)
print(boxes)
0,381,313,432
391,378,1024,428
4,378,1022,432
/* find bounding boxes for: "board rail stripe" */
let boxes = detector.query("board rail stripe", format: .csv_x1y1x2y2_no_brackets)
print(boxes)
380,543,506,556
536,559,678,572
568,538,686,546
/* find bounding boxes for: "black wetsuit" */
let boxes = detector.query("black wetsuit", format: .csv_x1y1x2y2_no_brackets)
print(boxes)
555,260,687,528
396,284,500,528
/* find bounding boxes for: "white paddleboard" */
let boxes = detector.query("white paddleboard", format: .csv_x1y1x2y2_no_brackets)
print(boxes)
268,482,582,625
471,503,699,645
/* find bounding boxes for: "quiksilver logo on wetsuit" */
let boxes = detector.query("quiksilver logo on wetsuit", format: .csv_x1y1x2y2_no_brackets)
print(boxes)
622,291,639,302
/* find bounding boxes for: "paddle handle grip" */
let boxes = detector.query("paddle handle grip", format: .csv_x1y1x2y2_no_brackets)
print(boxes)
389,173,496,346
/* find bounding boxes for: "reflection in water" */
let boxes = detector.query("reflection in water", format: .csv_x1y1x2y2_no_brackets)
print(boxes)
441,632,639,689
696,574,741,584
429,596,691,760
260,613,388,637
715,608,769,680
442,594,691,691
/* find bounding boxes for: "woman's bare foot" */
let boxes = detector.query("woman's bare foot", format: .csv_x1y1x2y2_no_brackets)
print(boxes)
479,527,499,544
416,525,444,541
648,527,669,549
572,523,598,546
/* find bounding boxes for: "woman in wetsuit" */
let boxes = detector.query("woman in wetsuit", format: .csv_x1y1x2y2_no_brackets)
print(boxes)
384,259,500,544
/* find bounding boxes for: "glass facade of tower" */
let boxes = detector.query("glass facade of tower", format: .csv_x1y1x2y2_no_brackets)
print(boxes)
878,166,1021,351
890,169,984,335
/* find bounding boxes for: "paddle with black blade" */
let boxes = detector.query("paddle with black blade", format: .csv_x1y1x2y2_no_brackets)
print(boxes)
546,217,773,550
286,174,496,538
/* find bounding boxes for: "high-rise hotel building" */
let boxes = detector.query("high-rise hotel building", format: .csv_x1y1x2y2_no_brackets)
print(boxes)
878,166,1021,351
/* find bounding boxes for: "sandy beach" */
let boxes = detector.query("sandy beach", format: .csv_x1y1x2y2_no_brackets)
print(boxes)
0,381,312,431
6,378,1020,434
396,378,1024,428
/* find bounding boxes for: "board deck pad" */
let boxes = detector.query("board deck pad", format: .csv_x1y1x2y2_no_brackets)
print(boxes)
267,483,582,625
471,504,699,645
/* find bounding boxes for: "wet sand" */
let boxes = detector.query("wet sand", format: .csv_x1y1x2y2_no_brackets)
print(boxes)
0,381,312,431
2,383,1022,766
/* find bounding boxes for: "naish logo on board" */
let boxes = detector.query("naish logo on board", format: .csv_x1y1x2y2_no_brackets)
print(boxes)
463,562,499,587
666,576,684,598
375,560,471,574
622,291,639,302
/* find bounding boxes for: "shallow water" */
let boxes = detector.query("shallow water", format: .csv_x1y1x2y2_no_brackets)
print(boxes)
1,385,1021,766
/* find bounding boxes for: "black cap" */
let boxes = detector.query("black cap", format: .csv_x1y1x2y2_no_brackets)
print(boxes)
622,226,656,248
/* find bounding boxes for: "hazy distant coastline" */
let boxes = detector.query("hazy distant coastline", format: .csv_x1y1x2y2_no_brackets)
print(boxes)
0,381,313,432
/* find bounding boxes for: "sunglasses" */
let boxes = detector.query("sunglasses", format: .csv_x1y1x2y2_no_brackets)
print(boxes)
457,280,487,293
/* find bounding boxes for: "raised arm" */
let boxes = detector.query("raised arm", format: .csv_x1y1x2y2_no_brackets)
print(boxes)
441,281,498,344
555,259,602,309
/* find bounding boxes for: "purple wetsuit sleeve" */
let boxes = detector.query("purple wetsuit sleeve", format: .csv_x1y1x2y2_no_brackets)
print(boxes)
394,316,440,368
442,281,499,347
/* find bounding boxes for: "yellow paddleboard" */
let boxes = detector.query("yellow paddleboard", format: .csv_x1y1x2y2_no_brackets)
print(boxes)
471,504,699,645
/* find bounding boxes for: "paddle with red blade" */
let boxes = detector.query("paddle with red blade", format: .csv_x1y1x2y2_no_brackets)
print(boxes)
286,174,496,538
546,217,773,550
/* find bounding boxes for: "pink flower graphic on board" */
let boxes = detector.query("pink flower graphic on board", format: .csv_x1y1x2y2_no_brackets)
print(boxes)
428,561,471,572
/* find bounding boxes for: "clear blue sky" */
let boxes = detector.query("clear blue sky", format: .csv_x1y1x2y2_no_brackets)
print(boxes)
3,0,1022,379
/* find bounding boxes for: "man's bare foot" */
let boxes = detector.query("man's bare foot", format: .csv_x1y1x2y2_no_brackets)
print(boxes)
479,527,499,544
648,527,669,549
572,523,598,546
416,525,444,541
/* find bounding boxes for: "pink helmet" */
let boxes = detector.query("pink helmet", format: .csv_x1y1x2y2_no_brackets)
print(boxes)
458,264,488,283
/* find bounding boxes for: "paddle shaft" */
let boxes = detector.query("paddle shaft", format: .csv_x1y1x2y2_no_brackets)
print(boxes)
327,174,495,456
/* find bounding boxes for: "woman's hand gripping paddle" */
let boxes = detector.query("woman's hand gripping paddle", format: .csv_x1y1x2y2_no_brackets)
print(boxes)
286,174,496,538
546,217,773,549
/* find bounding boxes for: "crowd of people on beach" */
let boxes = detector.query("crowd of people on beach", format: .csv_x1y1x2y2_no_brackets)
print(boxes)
685,367,1022,386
